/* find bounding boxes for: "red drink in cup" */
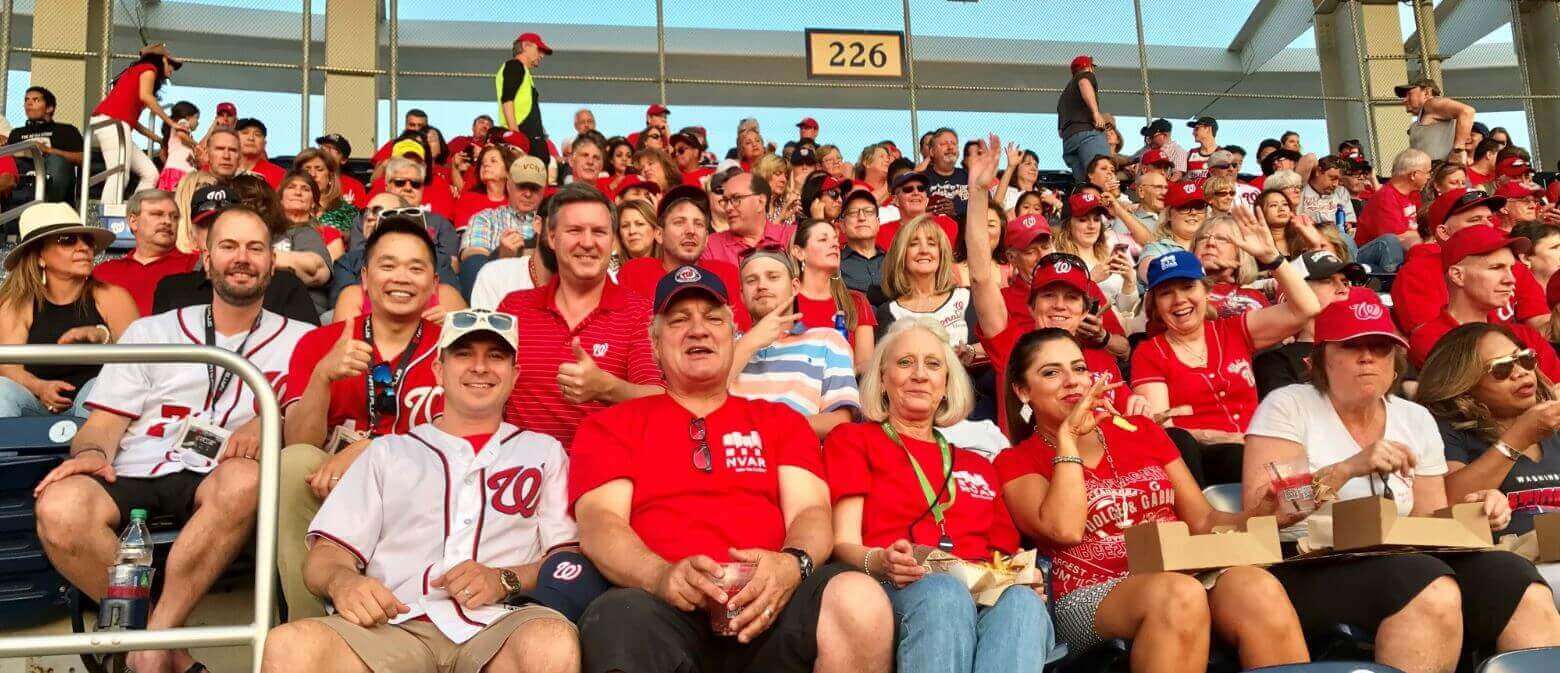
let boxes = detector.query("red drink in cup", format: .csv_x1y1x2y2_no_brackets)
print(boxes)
1267,457,1318,515
706,562,757,636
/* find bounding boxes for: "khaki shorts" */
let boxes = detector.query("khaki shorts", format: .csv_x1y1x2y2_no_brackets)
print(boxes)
318,604,572,673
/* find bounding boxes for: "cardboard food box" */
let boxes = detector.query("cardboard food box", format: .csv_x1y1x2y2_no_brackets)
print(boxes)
1533,512,1560,563
1125,516,1282,574
1331,497,1492,551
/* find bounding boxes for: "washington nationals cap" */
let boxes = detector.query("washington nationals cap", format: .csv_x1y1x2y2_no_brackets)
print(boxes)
190,185,236,226
508,551,611,623
1165,181,1207,209
654,265,730,314
1428,188,1506,231
1314,287,1406,347
1067,191,1109,218
1004,213,1052,250
517,32,553,55
1293,250,1366,283
1029,253,1092,298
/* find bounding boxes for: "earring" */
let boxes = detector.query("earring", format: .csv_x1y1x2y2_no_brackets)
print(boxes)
38,262,46,286
1019,402,1033,423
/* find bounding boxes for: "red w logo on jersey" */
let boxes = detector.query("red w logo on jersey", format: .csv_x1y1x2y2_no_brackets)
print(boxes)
487,465,544,517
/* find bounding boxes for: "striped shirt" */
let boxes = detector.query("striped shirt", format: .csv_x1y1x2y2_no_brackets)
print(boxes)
731,327,860,418
497,278,663,449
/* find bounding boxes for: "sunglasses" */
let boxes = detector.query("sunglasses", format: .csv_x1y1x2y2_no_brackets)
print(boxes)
1487,349,1537,381
380,207,428,223
646,133,663,140
51,233,89,247
390,178,424,189
896,184,927,194
690,417,711,473
369,363,398,416
1210,190,1236,198
447,309,515,332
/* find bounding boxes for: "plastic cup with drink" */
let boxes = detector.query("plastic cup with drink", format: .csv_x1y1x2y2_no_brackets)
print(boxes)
705,562,757,636
1267,457,1319,516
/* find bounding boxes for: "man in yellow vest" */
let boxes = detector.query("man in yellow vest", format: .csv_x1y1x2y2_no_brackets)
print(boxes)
498,32,552,166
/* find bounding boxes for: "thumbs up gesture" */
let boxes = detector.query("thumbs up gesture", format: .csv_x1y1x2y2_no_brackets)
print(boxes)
317,326,376,383
558,337,610,404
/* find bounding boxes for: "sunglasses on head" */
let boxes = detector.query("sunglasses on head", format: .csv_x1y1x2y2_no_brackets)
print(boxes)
447,309,515,332
690,417,711,473
380,207,427,222
390,178,424,189
1487,349,1537,381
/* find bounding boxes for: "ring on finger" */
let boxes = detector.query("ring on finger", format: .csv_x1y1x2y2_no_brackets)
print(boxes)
763,607,774,619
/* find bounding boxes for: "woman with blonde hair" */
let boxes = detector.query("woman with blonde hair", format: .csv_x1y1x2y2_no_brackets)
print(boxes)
1191,214,1269,320
633,146,683,194
753,154,799,224
737,127,767,169
172,170,219,253
1057,191,1134,304
856,143,892,205
876,215,977,353
1202,175,1240,215
613,199,660,269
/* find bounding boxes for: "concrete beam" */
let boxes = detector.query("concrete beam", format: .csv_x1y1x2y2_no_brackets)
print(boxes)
323,0,376,158
1316,0,1415,165
1403,0,1510,61
1228,0,1316,74
1514,0,1560,168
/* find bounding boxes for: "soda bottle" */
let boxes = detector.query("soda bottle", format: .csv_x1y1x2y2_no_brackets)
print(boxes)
117,508,152,567
100,509,154,631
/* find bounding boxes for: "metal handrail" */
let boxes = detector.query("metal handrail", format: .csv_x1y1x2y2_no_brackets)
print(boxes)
0,344,279,671
0,138,48,227
78,116,128,223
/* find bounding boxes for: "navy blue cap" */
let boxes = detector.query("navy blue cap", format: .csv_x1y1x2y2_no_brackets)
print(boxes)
507,551,611,623
891,171,929,191
1146,249,1206,292
654,265,730,315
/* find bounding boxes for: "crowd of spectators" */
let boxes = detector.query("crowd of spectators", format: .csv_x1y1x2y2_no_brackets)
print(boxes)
10,37,1560,673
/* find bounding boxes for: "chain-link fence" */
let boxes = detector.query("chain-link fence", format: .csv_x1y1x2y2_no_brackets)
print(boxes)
4,0,1553,170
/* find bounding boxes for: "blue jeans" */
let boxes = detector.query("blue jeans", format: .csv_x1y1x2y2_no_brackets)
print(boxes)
0,376,94,418
1062,131,1112,181
886,572,1058,673
1356,233,1405,273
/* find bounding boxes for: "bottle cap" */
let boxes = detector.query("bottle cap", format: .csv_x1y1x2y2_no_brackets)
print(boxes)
130,508,148,521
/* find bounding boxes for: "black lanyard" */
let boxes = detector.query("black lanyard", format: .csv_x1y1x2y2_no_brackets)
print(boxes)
204,307,263,414
363,317,425,433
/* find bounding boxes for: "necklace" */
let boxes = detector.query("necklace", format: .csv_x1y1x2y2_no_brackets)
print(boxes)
1040,427,1132,528
1165,332,1208,368
527,254,540,288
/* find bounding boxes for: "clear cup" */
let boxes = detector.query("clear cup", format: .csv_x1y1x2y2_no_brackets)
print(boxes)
705,562,757,636
1267,457,1318,516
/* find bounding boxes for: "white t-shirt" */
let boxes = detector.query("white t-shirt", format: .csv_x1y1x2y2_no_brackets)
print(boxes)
1247,384,1448,535
941,419,1011,461
469,256,537,310
84,306,310,478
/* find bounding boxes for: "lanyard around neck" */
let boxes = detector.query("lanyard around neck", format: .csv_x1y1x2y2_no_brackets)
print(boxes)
880,421,956,538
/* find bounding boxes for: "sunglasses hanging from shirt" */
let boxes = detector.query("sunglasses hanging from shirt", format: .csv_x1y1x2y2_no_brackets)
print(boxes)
881,421,957,552
363,317,425,438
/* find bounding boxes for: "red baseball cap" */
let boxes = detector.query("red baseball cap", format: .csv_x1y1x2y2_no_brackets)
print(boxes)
1029,254,1092,297
216,102,237,116
1071,55,1094,72
616,174,662,196
1314,287,1407,347
797,117,819,130
1165,181,1207,209
1004,213,1053,250
1067,191,1109,218
1139,149,1172,168
1495,181,1543,200
647,104,670,117
1428,188,1506,231
1498,155,1534,178
517,32,553,55
1441,224,1530,270
820,175,853,194
499,130,531,154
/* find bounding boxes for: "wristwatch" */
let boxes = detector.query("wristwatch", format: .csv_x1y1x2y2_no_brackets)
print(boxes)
780,547,814,581
1493,440,1522,462
498,568,523,599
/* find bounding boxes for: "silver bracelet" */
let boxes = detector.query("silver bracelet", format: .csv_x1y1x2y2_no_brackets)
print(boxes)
95,324,112,343
1052,455,1084,467
862,547,879,578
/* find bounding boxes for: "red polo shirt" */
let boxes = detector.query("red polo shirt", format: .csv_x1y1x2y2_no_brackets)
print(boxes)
280,317,444,437
1131,316,1259,434
454,191,508,231
616,257,751,329
92,250,200,315
1356,184,1420,246
569,394,822,563
1408,310,1560,379
497,278,662,449
1391,243,1546,336
700,222,797,268
824,422,1016,561
246,158,286,188
979,320,1126,434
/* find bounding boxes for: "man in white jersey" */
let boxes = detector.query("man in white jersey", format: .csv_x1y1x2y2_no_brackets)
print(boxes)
262,308,580,673
33,205,311,673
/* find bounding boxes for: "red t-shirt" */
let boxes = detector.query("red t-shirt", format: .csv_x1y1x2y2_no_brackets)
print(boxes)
1391,243,1546,336
796,290,877,348
1131,316,1259,434
340,175,368,207
318,226,343,247
371,140,395,165
615,257,751,329
454,191,508,231
92,250,200,316
367,175,458,220
497,279,662,449
979,320,1126,435
1355,184,1420,246
93,64,156,123
1408,310,1560,379
569,394,823,563
993,419,1181,600
682,167,715,187
824,422,1016,561
1466,167,1494,187
245,159,286,189
1000,281,1125,337
280,317,444,436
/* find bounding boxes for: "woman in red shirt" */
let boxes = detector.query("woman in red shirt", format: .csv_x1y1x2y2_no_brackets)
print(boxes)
1131,209,1321,485
792,218,876,368
453,145,517,231
827,318,1057,672
91,44,183,204
998,329,1307,672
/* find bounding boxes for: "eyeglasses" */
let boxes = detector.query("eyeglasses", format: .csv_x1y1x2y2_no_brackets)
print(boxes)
390,178,424,189
369,363,398,416
719,193,758,208
447,309,515,332
844,206,876,219
896,184,927,194
1487,349,1537,381
690,417,711,473
646,133,663,140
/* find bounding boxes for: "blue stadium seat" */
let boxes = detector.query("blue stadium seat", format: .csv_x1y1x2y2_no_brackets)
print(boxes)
0,415,82,453
1247,663,1402,672
0,419,79,630
1476,647,1560,673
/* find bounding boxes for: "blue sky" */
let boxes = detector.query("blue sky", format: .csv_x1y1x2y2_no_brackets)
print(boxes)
10,0,1529,169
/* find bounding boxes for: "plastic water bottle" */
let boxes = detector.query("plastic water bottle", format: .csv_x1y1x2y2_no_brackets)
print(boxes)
1334,204,1347,232
833,311,849,341
100,509,154,631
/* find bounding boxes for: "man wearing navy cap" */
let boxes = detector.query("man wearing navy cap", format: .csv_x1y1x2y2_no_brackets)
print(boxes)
1057,54,1110,180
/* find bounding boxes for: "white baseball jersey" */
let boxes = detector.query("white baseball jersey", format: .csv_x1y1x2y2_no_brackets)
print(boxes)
306,422,577,643
84,306,308,478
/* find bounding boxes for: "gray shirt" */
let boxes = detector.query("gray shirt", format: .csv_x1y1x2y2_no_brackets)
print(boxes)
275,223,333,314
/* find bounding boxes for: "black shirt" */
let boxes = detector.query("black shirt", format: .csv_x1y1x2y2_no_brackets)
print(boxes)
927,166,971,221
1254,341,1313,400
1057,72,1099,140
26,295,105,389
151,270,320,326
13,120,83,153
1441,424,1560,535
